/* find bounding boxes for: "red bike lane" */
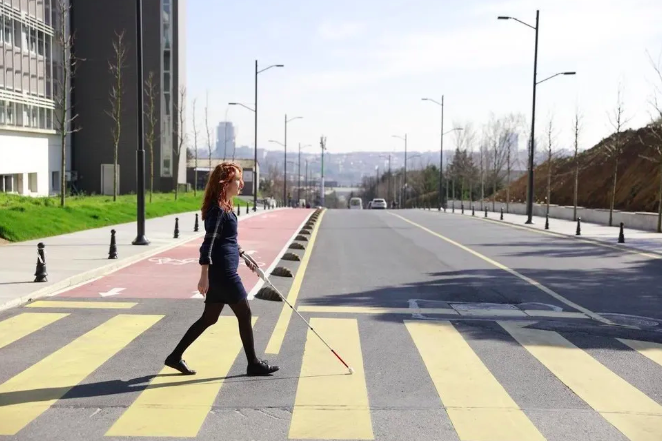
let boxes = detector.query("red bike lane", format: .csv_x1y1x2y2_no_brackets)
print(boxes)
54,209,313,301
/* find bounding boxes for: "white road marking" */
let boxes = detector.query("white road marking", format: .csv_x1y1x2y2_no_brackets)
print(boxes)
99,287,125,297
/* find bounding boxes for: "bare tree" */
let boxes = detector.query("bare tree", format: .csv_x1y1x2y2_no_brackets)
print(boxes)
106,30,128,202
53,0,83,206
604,82,632,226
463,122,477,204
144,71,158,203
191,97,199,196
544,114,558,216
205,91,212,170
172,86,187,200
640,49,662,231
572,105,583,221
478,128,488,210
487,115,508,210
453,124,467,206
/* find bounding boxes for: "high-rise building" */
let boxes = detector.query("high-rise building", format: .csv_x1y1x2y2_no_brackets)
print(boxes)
0,0,62,196
215,121,234,159
70,0,187,195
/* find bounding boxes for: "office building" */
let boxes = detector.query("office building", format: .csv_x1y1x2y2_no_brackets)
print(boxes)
0,0,62,196
215,121,234,159
70,0,187,195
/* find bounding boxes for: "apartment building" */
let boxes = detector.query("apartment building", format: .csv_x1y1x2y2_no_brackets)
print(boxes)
0,0,186,197
0,0,63,196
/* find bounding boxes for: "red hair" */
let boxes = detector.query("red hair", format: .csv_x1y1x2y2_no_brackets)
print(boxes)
201,162,244,219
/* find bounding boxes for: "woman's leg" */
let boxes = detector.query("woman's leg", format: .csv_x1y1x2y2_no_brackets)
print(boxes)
228,299,259,364
165,302,224,374
228,299,279,376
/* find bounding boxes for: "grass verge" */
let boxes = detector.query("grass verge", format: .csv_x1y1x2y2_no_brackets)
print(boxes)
0,193,247,242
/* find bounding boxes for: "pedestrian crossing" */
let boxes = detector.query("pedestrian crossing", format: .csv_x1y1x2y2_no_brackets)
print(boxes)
1,311,662,440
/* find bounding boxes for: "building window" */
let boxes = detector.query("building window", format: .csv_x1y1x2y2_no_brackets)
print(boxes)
51,171,59,192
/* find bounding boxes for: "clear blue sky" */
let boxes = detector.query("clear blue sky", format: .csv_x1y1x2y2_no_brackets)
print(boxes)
185,0,662,157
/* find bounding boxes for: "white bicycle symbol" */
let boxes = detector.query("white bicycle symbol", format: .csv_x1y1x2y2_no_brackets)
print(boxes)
149,257,197,265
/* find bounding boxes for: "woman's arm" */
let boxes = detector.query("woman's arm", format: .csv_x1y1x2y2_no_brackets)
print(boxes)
199,207,224,266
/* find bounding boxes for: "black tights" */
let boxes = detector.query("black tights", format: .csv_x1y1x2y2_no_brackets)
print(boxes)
169,300,259,365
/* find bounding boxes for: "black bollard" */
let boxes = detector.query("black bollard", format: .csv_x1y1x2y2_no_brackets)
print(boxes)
108,229,118,259
246,202,249,214
472,206,475,216
461,205,464,214
545,213,549,230
485,207,488,218
237,203,240,216
174,217,179,238
576,217,581,236
619,222,625,243
194,213,199,232
34,242,48,282
500,207,504,220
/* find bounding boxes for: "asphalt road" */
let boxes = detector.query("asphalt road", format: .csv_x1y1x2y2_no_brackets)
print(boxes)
1,208,662,441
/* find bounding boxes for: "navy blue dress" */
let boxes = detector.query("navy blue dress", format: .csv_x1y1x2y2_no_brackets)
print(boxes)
198,203,248,304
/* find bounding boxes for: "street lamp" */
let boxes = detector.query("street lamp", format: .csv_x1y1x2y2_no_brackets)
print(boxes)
498,11,575,224
283,115,303,206
132,0,149,245
392,134,407,207
253,60,283,210
421,96,462,210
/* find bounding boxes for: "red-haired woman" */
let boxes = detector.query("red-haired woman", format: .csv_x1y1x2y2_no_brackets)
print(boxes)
164,162,279,376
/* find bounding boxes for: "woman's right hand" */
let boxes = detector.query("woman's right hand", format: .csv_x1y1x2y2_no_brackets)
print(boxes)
198,275,209,296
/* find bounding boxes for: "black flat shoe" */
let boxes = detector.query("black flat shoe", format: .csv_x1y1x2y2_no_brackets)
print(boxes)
247,359,279,376
165,355,196,375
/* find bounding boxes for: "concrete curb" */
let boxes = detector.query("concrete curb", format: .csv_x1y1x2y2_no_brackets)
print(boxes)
0,207,289,312
439,208,662,259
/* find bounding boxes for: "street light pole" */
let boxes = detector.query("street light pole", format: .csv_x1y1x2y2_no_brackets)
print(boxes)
254,60,258,211
284,114,287,205
132,0,149,245
527,10,540,224
440,95,444,210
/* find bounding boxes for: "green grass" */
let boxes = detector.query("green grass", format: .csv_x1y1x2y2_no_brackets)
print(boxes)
0,193,247,242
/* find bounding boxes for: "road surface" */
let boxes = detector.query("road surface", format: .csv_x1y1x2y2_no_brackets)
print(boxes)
1,208,661,441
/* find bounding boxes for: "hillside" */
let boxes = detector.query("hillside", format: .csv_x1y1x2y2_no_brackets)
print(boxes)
494,125,662,213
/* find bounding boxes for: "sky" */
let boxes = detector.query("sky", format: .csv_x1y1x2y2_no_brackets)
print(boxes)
184,0,662,158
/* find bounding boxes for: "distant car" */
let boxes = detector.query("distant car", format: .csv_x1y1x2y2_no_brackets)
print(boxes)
371,198,387,209
349,197,363,209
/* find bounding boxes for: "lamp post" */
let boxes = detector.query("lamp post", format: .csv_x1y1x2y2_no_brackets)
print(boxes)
132,0,149,245
498,11,575,224
282,115,303,206
392,134,407,207
251,61,283,210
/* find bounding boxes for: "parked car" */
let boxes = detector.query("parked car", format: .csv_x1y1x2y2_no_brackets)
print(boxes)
349,197,363,209
371,198,387,209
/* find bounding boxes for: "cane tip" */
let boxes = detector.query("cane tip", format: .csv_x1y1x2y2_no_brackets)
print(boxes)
348,367,354,375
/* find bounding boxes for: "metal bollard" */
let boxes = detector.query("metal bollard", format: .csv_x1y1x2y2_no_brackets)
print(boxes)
472,206,475,216
174,217,180,238
108,229,118,259
34,242,48,282
194,213,199,232
484,207,488,218
500,207,504,220
619,222,625,243
246,202,249,214
545,213,549,230
576,217,581,236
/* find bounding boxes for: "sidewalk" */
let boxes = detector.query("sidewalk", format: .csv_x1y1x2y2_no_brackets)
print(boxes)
0,205,277,311
444,206,662,258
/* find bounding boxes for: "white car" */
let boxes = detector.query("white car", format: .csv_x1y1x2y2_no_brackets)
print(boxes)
371,198,387,209
349,197,363,209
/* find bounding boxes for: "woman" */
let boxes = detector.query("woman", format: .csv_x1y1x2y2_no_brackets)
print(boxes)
164,161,279,376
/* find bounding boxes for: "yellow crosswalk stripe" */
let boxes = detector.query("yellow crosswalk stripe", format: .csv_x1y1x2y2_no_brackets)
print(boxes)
405,320,546,441
617,338,662,368
289,318,373,440
106,316,257,438
501,322,662,441
0,314,163,436
0,312,68,350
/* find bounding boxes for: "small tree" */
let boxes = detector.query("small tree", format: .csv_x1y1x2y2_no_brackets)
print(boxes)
604,82,631,226
191,97,199,196
144,71,158,203
205,91,212,169
572,106,583,221
172,86,187,200
53,0,83,206
107,30,128,201
544,114,558,216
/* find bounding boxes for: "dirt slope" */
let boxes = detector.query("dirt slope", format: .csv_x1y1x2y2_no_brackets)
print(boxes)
495,125,662,212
